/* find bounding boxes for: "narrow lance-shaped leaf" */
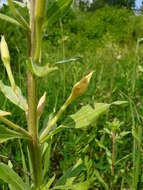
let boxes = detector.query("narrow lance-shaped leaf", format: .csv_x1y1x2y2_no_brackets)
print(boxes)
56,56,82,64
8,0,30,31
0,125,30,143
0,162,30,190
0,110,11,117
19,140,29,186
0,13,22,27
13,0,26,8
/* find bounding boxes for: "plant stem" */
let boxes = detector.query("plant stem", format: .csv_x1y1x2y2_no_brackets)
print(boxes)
27,0,43,188
40,95,72,143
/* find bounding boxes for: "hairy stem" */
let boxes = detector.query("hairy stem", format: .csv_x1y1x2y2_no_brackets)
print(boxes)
27,0,43,188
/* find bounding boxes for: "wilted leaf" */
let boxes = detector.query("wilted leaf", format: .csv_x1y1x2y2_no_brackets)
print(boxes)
0,162,29,190
0,81,28,111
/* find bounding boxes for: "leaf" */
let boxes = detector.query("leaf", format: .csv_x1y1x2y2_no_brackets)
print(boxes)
94,103,110,114
0,13,22,27
13,0,26,8
44,0,72,28
71,181,91,190
0,110,11,117
56,159,84,186
0,162,29,190
94,170,109,190
43,141,52,177
111,101,128,106
27,60,58,77
47,181,90,190
42,175,56,190
132,127,141,144
19,141,29,186
56,56,82,64
0,80,28,111
0,125,29,143
61,104,109,129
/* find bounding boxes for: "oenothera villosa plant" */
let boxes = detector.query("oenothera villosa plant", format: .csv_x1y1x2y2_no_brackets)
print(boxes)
0,1,127,190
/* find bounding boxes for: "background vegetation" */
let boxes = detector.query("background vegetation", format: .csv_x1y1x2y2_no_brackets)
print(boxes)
1,1,143,189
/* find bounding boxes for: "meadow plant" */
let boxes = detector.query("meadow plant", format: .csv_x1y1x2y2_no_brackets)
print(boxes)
0,1,126,189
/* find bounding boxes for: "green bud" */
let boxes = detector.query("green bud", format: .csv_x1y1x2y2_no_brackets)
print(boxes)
71,71,94,100
0,36,10,66
0,36,16,91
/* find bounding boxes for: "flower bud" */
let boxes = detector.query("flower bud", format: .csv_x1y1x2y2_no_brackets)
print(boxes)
37,92,46,120
0,36,10,66
71,71,94,100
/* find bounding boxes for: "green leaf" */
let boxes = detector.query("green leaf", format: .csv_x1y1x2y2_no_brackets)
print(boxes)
0,110,11,117
94,170,109,190
41,175,56,190
0,81,28,111
43,141,52,177
44,0,72,28
0,125,29,143
0,162,29,190
56,159,84,186
27,60,58,77
13,0,26,8
0,13,22,27
111,101,128,106
56,56,82,64
19,141,29,186
94,103,110,115
61,104,109,129
47,181,90,190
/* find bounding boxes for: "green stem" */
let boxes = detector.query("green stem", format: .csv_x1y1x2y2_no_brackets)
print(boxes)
34,21,42,62
40,95,72,143
27,0,43,188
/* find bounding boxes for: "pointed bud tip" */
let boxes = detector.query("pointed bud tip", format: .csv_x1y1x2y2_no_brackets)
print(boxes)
71,71,94,100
